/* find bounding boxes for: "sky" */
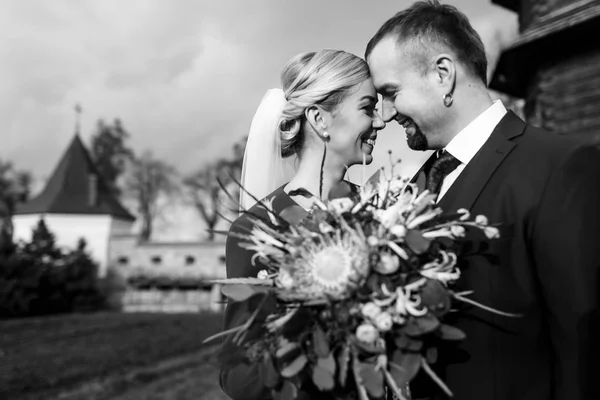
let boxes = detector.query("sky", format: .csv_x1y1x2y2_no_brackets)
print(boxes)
0,0,518,239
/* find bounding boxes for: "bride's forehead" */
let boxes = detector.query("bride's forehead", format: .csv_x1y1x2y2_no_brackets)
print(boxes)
346,79,377,99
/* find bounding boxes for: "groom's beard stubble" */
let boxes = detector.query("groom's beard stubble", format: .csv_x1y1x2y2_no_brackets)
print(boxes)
406,125,428,151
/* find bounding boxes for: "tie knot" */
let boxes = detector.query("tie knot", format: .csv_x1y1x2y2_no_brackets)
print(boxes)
431,151,461,175
424,150,461,198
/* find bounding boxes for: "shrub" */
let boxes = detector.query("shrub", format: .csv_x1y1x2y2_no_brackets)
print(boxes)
0,218,106,318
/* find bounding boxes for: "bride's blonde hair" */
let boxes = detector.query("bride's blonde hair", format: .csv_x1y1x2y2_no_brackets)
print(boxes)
279,50,370,158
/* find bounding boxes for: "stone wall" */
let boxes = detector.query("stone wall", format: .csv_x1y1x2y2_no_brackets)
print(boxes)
108,236,227,279
121,284,223,313
107,236,227,313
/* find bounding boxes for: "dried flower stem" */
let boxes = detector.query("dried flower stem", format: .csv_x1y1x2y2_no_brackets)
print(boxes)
452,293,523,318
421,357,453,397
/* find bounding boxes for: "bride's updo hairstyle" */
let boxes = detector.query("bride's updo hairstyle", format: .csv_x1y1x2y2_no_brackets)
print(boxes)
279,50,370,158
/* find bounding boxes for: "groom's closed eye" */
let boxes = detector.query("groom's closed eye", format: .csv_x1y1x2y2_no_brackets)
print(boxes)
378,84,400,98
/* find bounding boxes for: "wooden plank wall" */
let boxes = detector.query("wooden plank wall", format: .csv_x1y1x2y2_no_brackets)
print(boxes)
524,46,600,139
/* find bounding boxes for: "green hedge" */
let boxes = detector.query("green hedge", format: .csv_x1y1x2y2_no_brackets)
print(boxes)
0,219,105,318
0,251,105,318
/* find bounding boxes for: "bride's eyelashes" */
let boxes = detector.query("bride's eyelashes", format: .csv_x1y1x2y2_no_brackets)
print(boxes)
360,101,377,115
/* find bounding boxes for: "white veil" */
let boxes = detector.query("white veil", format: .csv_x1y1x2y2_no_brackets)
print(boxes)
239,89,297,213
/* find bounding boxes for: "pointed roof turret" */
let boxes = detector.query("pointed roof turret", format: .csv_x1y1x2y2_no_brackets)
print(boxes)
16,134,135,221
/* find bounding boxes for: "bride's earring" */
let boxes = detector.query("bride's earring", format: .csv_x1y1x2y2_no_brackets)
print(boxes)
320,122,329,140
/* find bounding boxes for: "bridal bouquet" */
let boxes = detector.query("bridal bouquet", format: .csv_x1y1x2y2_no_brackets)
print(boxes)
206,164,514,400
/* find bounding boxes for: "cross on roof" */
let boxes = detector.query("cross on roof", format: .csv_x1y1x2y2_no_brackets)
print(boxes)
74,103,82,134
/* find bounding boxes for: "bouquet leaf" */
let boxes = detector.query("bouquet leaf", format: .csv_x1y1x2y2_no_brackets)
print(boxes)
318,353,337,375
395,334,424,352
420,279,451,316
437,324,466,341
403,313,440,337
312,354,336,391
313,325,330,358
426,346,438,364
391,350,421,387
217,338,246,368
259,353,281,388
280,354,308,378
363,168,383,194
405,230,431,254
357,361,385,399
222,284,262,302
273,380,298,400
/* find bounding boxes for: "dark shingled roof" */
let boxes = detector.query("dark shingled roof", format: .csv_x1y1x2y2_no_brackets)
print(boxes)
492,0,518,12
490,0,600,97
16,135,135,221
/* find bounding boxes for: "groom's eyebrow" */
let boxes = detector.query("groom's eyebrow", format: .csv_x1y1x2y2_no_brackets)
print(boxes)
378,84,398,95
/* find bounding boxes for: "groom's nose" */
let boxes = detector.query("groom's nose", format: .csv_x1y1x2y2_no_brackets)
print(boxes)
381,101,397,123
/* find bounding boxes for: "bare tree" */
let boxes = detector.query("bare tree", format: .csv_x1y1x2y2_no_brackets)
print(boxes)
0,161,31,252
184,161,231,241
184,136,246,241
124,152,177,241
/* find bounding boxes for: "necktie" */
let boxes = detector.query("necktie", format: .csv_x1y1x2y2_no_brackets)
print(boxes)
425,150,461,197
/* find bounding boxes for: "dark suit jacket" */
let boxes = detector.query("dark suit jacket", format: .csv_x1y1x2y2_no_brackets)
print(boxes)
219,186,335,400
411,111,600,400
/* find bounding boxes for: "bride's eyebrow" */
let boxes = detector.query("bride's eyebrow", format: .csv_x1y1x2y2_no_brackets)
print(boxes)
358,95,377,104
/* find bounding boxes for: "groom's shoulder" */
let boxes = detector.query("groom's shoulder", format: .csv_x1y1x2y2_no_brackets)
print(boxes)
517,123,595,162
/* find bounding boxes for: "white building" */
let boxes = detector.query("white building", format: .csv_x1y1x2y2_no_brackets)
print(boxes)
13,134,136,277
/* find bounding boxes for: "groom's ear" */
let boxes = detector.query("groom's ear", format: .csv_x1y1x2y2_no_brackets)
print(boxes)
305,105,325,134
433,54,455,88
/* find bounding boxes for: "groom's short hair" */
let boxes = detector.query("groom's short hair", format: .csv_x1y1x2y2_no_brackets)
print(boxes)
365,0,488,86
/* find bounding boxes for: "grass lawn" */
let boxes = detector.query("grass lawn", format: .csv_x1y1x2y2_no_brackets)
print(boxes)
0,312,223,400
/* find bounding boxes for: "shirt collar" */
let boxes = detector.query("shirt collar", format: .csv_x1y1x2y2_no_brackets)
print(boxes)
445,100,507,165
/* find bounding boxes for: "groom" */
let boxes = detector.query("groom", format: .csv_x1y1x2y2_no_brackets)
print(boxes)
366,1,599,400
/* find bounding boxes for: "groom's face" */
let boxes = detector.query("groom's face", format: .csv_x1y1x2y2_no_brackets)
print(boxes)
368,37,446,151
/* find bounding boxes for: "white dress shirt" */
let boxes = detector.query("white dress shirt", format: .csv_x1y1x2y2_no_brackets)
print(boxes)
436,100,508,201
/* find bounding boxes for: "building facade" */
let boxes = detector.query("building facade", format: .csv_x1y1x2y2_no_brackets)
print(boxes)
13,135,136,277
491,0,600,138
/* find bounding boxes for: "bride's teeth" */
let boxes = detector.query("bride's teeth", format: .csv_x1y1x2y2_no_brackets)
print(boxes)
365,139,376,146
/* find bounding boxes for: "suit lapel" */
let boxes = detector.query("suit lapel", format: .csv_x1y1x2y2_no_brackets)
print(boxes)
437,111,526,213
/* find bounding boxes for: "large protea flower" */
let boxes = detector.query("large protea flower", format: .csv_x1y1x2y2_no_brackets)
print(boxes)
280,228,370,299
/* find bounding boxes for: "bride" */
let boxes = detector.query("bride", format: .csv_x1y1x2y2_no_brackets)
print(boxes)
220,49,385,400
